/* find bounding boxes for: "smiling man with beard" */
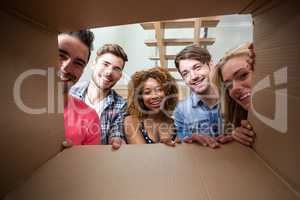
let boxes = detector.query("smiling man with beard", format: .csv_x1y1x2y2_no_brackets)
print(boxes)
58,30,101,146
71,44,128,150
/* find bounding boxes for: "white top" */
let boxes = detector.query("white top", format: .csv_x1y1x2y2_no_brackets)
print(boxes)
84,95,106,119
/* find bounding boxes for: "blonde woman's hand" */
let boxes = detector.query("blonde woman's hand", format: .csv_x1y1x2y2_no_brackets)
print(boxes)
247,43,255,68
232,120,256,147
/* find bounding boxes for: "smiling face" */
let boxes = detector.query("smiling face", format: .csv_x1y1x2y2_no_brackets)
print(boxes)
91,53,124,91
178,59,211,95
57,34,89,93
222,55,252,110
142,78,166,113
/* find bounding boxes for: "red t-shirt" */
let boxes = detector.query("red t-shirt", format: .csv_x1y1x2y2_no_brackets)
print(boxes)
64,95,101,145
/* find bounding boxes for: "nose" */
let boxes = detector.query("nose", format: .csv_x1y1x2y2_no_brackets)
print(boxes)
151,92,159,99
60,58,72,73
190,70,198,81
104,66,113,76
231,80,243,95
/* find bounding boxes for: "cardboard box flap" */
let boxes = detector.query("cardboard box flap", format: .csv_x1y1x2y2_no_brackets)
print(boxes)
0,10,64,198
2,0,253,31
6,143,299,200
250,0,300,196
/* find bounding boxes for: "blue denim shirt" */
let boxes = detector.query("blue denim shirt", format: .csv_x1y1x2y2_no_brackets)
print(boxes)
174,92,223,140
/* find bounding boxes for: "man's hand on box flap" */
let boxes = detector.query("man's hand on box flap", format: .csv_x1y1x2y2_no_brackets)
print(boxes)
62,139,73,149
216,134,234,144
232,120,256,147
109,137,126,150
183,134,220,149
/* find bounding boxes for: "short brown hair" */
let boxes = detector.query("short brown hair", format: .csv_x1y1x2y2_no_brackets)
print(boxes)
127,67,179,119
175,44,211,72
96,43,128,63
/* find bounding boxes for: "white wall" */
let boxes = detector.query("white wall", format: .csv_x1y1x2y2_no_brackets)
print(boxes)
78,14,253,86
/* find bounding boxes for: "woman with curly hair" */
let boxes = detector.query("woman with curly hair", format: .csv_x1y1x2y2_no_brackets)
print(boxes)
124,67,179,146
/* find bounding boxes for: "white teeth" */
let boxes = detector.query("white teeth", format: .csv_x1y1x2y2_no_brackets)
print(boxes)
60,76,70,81
103,77,112,82
240,92,250,101
150,100,162,106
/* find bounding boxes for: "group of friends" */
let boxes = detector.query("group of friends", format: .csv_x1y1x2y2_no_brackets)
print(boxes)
59,29,256,150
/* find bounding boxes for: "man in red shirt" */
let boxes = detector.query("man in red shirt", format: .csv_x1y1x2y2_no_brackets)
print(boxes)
58,30,101,145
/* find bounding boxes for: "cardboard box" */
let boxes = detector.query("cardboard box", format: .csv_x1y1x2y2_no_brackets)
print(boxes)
0,0,299,199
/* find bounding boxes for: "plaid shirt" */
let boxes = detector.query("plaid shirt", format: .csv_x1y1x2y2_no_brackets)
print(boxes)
70,81,127,144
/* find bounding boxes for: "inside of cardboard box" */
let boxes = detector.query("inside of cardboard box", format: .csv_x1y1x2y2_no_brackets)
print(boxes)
1,0,299,199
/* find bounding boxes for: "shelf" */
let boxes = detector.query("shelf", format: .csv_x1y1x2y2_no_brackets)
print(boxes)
149,55,176,60
145,38,215,46
141,16,220,30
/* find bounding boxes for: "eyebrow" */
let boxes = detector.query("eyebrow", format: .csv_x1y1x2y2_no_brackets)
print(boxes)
224,68,245,83
59,49,86,66
233,68,247,78
59,49,69,56
75,58,87,66
103,60,123,69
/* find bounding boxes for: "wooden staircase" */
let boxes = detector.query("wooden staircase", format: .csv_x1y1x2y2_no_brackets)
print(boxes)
140,16,220,76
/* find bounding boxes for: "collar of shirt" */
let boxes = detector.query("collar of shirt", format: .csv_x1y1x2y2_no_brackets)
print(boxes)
190,92,218,110
70,81,118,110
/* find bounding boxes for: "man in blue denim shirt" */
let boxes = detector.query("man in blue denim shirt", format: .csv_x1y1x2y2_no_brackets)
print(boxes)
174,45,232,148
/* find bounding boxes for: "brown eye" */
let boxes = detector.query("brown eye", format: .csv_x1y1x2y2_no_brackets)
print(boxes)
143,90,151,95
113,66,122,73
194,65,201,70
74,61,85,68
182,72,188,78
59,53,68,60
237,71,249,81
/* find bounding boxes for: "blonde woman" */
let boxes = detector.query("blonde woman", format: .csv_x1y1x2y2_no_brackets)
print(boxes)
213,43,256,146
124,67,179,146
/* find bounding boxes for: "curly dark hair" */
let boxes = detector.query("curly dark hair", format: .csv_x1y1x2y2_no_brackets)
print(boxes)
127,67,179,119
60,29,95,62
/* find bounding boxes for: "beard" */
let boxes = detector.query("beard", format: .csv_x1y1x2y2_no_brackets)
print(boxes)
57,70,77,94
91,74,116,91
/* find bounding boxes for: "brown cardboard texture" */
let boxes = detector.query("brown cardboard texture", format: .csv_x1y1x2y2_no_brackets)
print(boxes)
0,0,299,199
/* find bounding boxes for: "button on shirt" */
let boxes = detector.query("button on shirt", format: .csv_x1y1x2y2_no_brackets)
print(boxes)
174,92,223,140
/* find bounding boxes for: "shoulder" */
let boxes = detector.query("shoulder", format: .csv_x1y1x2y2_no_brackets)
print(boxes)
175,95,193,113
67,96,99,119
69,81,89,98
111,89,127,108
124,115,139,125
67,95,87,109
124,115,141,142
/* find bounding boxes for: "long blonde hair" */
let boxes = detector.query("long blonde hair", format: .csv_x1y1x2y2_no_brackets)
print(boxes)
213,43,252,128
